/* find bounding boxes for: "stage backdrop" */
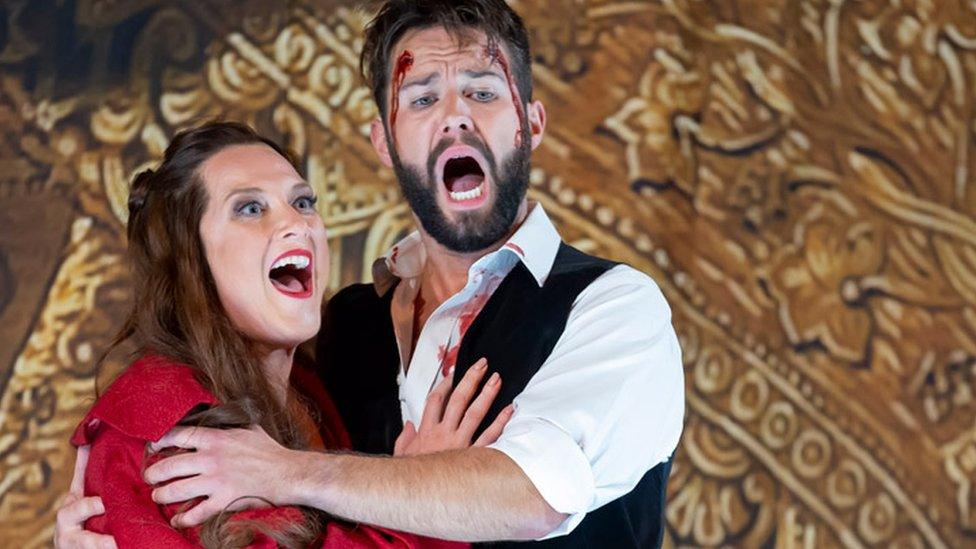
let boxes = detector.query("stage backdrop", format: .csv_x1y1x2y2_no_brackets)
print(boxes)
1,1,975,546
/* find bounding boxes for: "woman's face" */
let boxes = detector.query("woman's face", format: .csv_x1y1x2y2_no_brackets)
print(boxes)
198,144,329,349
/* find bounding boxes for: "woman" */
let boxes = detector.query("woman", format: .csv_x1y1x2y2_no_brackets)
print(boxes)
68,121,506,548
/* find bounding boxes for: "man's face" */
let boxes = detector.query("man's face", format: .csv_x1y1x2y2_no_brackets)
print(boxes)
371,26,546,252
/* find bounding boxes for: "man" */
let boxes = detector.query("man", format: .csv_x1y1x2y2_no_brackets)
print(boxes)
57,1,684,546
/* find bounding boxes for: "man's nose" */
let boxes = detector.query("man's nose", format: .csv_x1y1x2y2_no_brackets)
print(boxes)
441,96,474,137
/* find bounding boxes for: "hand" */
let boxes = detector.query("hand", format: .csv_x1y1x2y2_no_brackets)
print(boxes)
54,445,117,549
143,425,296,528
394,358,514,457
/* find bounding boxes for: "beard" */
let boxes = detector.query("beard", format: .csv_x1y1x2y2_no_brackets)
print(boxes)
390,131,531,253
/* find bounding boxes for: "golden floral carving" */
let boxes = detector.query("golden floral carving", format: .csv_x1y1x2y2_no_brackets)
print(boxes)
1,1,975,547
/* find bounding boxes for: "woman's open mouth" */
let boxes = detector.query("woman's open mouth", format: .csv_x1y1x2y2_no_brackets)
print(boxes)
268,249,313,298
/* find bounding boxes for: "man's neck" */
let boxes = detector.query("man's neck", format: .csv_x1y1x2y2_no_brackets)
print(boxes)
416,200,528,308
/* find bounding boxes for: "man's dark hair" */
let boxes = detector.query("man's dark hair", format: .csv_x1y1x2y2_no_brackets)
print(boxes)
360,0,533,120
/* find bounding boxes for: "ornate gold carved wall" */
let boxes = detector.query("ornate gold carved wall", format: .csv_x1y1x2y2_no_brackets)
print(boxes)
1,1,974,546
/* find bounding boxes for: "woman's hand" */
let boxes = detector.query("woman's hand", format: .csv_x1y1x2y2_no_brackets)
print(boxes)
54,445,117,549
394,358,514,457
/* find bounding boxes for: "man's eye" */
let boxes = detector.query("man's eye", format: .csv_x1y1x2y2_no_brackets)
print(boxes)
236,201,264,216
294,195,318,212
412,95,436,107
471,90,496,102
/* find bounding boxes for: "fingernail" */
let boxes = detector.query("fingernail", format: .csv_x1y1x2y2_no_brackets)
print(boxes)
448,366,455,376
477,359,488,370
488,372,500,386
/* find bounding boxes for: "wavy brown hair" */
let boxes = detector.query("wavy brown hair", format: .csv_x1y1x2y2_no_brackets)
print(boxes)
100,121,323,548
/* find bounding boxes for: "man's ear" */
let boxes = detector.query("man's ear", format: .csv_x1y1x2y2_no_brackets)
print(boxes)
526,100,547,151
370,117,394,168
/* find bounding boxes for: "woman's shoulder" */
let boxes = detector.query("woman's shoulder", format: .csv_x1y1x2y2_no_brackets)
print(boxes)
71,354,218,446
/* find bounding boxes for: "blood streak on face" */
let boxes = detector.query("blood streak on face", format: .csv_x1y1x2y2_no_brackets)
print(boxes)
485,39,526,147
388,50,415,144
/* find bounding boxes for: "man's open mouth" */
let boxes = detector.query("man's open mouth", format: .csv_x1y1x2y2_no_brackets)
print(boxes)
441,153,487,203
268,249,313,298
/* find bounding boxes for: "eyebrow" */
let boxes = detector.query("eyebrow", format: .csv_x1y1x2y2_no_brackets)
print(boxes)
399,72,440,92
223,182,311,202
461,69,506,83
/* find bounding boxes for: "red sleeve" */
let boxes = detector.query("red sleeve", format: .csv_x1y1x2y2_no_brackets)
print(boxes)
84,425,198,548
316,523,469,549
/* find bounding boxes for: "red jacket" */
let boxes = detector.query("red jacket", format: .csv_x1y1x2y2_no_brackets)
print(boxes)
71,354,464,549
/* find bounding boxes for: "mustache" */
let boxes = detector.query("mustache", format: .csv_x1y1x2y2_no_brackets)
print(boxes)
425,134,498,181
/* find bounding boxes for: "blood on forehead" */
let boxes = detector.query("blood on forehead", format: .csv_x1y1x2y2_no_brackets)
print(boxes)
385,38,528,148
484,38,526,147
388,49,415,146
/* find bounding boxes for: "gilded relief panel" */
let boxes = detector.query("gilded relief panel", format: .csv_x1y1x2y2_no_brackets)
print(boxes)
0,1,974,547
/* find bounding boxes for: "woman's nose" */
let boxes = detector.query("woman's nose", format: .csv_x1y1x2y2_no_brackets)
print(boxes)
274,207,308,240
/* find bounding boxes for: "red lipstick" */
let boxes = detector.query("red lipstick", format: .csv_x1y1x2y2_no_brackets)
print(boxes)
268,249,314,299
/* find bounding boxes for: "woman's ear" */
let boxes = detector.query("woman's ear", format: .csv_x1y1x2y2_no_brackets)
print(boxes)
370,118,394,168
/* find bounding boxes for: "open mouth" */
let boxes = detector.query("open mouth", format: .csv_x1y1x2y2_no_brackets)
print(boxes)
268,250,313,298
442,155,486,203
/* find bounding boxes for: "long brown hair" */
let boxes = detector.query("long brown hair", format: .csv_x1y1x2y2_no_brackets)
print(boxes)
101,121,322,547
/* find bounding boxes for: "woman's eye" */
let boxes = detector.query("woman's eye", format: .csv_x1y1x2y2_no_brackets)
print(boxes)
471,90,496,102
412,95,436,108
237,201,263,216
294,195,318,212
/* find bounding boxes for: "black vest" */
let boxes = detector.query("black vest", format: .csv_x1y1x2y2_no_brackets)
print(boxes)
317,243,672,548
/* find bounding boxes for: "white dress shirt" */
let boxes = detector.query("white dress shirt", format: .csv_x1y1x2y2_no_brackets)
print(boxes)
373,203,685,539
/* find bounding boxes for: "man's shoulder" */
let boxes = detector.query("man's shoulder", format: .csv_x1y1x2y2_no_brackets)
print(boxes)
550,243,618,276
329,282,382,305
325,282,392,315
553,244,661,294
575,263,671,318
599,263,664,288
319,282,396,350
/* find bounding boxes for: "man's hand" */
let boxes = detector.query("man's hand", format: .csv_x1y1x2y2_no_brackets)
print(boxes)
394,358,513,456
54,445,117,549
143,425,295,528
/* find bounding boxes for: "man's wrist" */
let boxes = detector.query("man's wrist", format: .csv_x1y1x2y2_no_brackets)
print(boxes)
279,449,335,508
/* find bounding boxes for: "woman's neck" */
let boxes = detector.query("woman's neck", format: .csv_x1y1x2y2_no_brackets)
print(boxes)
255,346,296,405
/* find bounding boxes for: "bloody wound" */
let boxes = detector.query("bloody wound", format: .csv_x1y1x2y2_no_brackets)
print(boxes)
485,40,526,147
389,50,415,144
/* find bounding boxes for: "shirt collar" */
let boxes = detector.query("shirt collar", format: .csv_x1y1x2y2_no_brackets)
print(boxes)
371,202,561,294
501,202,561,286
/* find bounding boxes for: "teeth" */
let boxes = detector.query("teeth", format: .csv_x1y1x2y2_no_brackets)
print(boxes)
449,185,483,201
271,255,310,270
